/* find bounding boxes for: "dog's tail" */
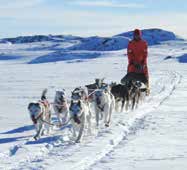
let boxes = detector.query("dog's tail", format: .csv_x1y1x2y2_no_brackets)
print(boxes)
41,88,48,100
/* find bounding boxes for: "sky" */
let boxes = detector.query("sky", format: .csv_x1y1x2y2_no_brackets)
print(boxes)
0,0,186,38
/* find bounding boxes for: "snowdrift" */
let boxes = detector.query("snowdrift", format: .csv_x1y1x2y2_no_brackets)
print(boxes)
28,51,102,64
67,36,130,51
0,54,23,60
178,54,187,63
164,53,187,63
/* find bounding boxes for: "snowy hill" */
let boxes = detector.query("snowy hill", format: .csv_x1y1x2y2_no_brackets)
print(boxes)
28,51,102,64
117,28,182,45
27,29,183,64
0,29,182,53
69,29,182,51
0,29,184,64
67,36,130,51
1,35,83,44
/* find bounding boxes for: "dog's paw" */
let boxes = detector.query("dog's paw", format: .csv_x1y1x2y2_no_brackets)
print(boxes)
100,114,103,120
105,123,109,127
41,130,45,136
34,136,38,141
75,139,81,143
87,129,92,135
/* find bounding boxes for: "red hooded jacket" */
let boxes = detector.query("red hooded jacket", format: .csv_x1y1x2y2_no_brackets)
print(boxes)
127,29,148,78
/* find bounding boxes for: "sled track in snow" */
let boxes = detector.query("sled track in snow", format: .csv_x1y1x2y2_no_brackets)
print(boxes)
0,71,181,170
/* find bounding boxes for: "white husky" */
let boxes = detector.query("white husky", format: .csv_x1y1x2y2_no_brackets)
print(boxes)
28,89,51,140
69,100,92,143
93,86,115,127
53,89,69,126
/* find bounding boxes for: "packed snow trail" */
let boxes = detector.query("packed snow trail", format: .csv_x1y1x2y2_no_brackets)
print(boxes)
89,65,187,170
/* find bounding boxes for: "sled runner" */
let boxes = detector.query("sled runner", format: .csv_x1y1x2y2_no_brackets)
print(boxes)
121,72,150,95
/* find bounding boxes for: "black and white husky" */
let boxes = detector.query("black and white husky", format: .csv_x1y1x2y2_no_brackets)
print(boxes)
69,100,92,143
71,87,88,102
110,83,130,112
53,89,69,126
28,89,51,140
93,86,115,127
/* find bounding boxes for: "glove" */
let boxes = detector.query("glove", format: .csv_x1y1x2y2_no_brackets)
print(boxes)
134,63,144,71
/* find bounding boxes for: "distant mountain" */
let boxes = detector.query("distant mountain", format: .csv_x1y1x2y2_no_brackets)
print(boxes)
0,35,83,44
67,29,182,51
0,29,183,52
67,36,130,51
117,28,182,45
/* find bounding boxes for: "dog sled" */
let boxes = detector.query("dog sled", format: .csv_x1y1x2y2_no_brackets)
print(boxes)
120,72,149,94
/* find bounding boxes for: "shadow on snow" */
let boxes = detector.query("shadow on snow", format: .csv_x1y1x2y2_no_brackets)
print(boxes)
0,125,34,135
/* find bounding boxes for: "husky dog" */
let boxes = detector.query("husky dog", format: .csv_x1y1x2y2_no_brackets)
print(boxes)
71,87,88,102
93,85,115,127
53,89,69,126
28,89,51,140
110,83,130,112
128,80,142,110
86,78,107,101
69,100,92,143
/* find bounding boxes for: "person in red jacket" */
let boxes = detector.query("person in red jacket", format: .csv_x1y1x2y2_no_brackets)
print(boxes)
121,29,150,95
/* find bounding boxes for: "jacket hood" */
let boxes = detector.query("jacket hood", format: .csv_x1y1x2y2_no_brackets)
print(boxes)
134,29,142,38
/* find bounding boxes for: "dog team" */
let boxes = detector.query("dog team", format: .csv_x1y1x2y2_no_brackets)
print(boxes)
28,78,147,142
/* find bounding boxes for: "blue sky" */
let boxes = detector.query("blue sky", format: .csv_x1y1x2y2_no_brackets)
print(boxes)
0,0,186,38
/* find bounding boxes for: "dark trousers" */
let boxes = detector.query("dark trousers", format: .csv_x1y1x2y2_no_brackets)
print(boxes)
121,72,148,85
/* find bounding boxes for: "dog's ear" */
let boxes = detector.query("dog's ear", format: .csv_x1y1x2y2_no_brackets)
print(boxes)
78,100,81,107
35,103,40,108
106,85,110,90
28,103,33,110
70,100,73,106
101,77,105,83
78,100,82,110
69,101,73,111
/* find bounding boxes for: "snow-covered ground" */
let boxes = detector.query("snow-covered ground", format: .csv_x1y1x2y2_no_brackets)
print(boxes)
0,29,187,170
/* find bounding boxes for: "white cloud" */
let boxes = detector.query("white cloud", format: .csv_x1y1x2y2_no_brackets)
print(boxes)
0,0,44,9
71,0,145,8
0,0,186,38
